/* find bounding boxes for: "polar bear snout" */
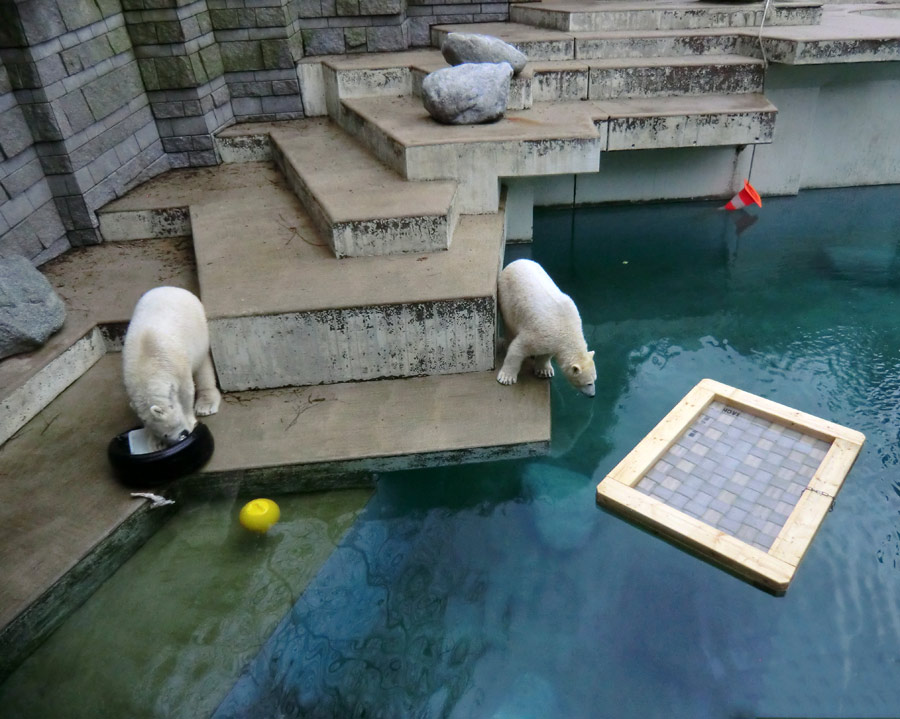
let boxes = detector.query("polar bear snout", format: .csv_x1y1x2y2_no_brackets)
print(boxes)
578,382,595,398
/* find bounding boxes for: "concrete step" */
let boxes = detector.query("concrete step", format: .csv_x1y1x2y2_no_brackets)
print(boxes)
599,92,776,150
335,92,773,209
430,22,760,61
510,1,823,33
191,175,503,390
532,54,764,102
337,94,603,213
219,119,459,258
0,349,548,681
574,28,755,59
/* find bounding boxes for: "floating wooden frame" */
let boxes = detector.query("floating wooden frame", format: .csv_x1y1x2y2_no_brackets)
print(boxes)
596,378,865,594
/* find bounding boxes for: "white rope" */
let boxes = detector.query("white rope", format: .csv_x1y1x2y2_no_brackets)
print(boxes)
758,0,775,68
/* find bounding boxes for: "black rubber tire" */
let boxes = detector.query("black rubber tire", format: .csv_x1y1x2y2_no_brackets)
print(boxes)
107,422,215,488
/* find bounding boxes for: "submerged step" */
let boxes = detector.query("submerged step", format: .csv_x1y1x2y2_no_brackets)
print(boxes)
511,1,823,33
192,179,502,390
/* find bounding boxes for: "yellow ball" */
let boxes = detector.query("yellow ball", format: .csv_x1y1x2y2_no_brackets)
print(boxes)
239,498,280,533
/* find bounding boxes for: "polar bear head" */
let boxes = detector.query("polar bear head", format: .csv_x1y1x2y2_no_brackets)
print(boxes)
562,350,596,397
136,381,196,447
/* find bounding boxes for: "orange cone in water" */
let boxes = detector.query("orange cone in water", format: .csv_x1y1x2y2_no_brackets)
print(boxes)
724,179,762,211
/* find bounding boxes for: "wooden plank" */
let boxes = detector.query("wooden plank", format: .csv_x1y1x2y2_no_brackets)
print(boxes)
605,383,715,488
597,479,795,592
768,437,864,566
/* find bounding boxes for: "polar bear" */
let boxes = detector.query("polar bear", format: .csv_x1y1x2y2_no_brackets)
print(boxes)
122,286,221,449
497,259,596,397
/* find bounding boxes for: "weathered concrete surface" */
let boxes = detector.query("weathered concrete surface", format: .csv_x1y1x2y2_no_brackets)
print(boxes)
588,55,764,100
0,257,66,360
574,29,749,59
97,163,285,241
510,1,822,33
598,92,777,150
192,369,550,495
758,4,900,64
268,120,459,257
751,62,900,194
0,354,169,683
191,181,502,389
339,94,603,212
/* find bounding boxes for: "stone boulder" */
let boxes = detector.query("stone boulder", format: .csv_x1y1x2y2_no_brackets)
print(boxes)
0,256,66,360
422,62,514,125
441,32,528,75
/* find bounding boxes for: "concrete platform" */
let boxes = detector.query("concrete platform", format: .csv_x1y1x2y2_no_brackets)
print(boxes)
338,94,603,212
192,177,502,390
0,351,549,683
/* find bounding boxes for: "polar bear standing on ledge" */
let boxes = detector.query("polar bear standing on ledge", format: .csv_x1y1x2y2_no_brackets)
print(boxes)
123,286,221,449
497,259,597,397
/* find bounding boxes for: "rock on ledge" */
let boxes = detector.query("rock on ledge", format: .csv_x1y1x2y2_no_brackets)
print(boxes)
422,62,514,125
441,33,528,75
0,256,66,360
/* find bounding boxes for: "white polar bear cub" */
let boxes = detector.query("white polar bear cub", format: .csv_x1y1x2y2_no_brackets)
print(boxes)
123,286,221,449
497,259,597,397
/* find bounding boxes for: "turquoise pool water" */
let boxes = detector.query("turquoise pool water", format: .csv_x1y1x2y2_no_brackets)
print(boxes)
5,186,900,718
217,187,900,718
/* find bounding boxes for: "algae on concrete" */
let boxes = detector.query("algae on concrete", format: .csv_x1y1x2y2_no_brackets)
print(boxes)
0,489,372,719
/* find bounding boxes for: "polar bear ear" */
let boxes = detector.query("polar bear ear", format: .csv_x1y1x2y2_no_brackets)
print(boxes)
588,350,595,359
150,404,167,419
571,363,581,375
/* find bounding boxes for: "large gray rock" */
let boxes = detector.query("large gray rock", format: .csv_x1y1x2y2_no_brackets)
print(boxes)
441,32,528,75
422,62,513,125
0,256,66,360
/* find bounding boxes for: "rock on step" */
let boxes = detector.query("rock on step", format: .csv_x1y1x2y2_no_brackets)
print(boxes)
422,63,515,125
441,32,529,74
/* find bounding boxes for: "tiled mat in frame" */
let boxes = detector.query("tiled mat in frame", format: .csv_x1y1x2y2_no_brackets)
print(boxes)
596,379,865,594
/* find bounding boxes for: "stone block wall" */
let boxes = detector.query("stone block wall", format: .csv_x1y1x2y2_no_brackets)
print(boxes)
209,0,304,122
0,58,68,263
405,0,509,48
0,0,513,263
1,0,167,251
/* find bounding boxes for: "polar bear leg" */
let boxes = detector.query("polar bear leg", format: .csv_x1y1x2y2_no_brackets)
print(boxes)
533,354,554,378
194,352,221,416
497,336,527,385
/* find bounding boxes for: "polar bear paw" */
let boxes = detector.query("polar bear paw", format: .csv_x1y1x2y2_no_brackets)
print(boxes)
195,389,222,416
497,369,518,385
